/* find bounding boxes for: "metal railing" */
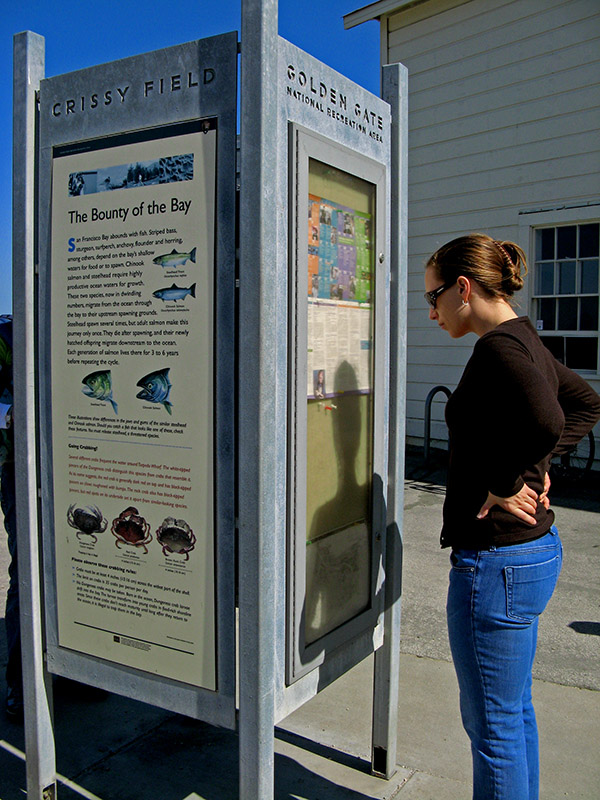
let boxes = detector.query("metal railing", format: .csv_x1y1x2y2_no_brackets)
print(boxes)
423,385,451,463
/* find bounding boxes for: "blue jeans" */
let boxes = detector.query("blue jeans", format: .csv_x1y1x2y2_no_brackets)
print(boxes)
446,528,562,800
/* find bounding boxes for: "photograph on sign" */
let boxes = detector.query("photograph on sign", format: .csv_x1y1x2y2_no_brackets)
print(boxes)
67,153,194,197
50,119,217,689
304,158,375,645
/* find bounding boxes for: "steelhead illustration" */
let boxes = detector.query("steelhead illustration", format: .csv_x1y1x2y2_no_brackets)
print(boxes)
136,368,172,414
152,283,196,303
82,370,118,414
152,247,196,268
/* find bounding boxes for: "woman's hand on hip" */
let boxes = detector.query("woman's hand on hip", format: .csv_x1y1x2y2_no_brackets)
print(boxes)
539,472,551,510
477,482,539,525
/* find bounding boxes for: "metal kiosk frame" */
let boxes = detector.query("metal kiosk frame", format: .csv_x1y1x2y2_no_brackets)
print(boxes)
238,7,407,795
14,31,239,799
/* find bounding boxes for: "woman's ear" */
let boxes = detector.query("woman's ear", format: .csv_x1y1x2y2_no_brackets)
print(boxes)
457,276,471,304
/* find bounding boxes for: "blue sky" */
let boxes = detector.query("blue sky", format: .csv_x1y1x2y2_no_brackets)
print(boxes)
2,0,380,314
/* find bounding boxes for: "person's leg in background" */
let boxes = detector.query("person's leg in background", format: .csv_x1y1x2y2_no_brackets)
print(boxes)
2,460,22,719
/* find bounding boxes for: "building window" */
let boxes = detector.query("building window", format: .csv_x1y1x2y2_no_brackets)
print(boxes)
532,223,599,371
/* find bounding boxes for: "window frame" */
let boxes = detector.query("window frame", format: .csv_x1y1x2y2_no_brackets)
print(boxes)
519,207,600,377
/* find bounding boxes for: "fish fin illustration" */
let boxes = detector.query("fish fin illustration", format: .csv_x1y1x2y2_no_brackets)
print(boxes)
109,398,118,415
170,249,178,254
190,283,196,298
164,401,173,415
190,247,196,263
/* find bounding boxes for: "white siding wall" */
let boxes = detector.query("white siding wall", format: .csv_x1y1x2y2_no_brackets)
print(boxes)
385,0,600,447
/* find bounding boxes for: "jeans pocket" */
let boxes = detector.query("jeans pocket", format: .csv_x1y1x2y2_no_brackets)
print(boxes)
450,550,477,572
504,555,561,622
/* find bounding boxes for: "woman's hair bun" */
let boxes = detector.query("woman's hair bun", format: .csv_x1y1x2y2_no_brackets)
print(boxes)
495,240,527,295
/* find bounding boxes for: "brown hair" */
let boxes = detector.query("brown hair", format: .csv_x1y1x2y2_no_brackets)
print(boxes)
426,233,528,300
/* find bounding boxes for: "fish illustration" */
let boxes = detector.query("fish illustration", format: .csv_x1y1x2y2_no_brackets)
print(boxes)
152,247,196,268
136,368,172,414
82,370,118,414
152,283,196,303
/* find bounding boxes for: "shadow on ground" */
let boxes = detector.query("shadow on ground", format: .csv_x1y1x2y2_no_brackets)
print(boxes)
0,648,385,800
404,445,600,513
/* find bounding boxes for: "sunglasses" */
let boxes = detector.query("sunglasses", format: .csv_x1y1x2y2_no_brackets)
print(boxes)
424,280,456,309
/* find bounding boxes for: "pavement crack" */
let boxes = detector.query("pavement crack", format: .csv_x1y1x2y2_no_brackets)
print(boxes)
388,768,417,796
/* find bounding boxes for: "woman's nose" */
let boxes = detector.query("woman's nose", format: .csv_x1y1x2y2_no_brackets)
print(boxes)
429,306,438,321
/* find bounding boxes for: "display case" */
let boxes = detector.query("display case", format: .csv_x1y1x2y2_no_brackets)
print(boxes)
287,125,387,682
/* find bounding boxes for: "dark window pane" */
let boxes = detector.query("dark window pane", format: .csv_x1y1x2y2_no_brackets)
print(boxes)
540,336,564,364
581,260,599,294
537,228,555,260
558,261,576,294
580,297,598,330
565,337,598,371
579,223,599,258
539,297,555,330
557,226,576,259
537,262,554,295
558,297,577,330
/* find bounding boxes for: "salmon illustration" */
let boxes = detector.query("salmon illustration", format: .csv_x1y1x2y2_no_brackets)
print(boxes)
82,369,118,415
136,368,172,415
152,247,196,268
152,283,196,303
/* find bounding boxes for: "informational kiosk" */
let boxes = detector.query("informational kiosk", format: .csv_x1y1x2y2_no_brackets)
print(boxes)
281,43,391,686
13,4,407,798
32,33,238,729
237,18,407,795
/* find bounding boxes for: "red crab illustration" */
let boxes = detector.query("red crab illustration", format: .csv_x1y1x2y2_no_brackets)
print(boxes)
111,507,152,554
156,517,196,560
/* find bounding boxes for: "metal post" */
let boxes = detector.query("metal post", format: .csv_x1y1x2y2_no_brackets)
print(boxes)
13,31,57,799
238,1,279,798
371,62,408,780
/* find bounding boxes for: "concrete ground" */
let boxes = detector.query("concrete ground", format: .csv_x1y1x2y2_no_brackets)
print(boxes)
0,454,598,799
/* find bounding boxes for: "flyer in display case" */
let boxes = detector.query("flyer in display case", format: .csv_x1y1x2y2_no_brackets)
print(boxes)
304,158,376,645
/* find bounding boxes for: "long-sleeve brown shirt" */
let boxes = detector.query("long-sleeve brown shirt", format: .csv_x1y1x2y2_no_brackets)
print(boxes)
441,317,600,549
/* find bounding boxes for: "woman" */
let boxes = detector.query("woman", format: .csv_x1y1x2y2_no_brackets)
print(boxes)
424,234,600,800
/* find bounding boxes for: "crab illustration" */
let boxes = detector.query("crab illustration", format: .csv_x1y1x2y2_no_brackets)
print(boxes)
111,507,152,553
67,504,107,544
156,517,196,560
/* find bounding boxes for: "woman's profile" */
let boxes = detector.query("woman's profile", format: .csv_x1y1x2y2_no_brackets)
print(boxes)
424,233,600,800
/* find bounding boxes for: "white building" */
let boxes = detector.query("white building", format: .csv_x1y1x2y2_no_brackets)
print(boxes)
345,0,600,459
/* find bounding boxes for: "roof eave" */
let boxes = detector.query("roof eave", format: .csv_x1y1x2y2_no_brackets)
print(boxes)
343,0,429,29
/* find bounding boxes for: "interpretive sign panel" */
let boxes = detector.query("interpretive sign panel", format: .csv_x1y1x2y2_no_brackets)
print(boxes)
51,120,217,687
36,35,237,719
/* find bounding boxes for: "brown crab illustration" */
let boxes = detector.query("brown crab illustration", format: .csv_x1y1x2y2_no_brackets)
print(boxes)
156,517,196,560
67,504,107,544
111,507,152,554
